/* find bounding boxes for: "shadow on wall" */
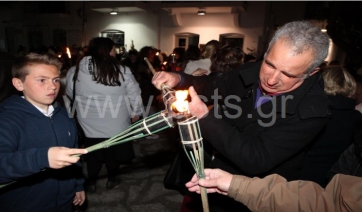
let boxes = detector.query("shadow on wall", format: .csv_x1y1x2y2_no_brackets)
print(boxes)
0,52,19,103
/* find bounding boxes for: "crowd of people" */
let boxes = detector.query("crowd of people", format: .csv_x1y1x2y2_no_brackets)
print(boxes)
0,20,361,212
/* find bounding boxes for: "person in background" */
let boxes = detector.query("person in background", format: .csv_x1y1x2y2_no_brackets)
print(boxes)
66,37,142,193
0,53,87,211
117,46,128,61
243,54,256,63
121,49,140,78
182,45,201,73
183,40,221,76
153,21,330,212
209,43,244,74
167,47,185,72
136,46,162,140
185,167,362,212
300,65,362,187
189,43,242,77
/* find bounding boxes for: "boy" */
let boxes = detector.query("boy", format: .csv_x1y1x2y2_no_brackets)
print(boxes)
0,53,88,211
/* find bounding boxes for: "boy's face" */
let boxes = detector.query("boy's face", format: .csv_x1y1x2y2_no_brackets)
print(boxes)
12,64,60,111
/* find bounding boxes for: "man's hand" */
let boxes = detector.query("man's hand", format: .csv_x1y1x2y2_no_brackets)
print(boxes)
188,86,209,119
185,168,233,195
152,71,181,90
48,147,88,169
73,191,86,206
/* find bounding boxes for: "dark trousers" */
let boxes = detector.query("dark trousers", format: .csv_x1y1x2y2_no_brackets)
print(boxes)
85,137,121,184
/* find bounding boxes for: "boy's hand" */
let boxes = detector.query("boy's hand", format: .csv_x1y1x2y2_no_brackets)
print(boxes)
73,191,85,206
48,147,88,169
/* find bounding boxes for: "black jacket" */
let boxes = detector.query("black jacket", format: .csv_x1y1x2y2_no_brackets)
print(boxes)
300,94,362,187
327,124,362,180
177,62,330,211
178,61,330,179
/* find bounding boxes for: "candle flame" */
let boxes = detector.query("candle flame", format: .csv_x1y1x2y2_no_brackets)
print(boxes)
171,90,189,113
66,47,71,58
163,61,167,65
58,54,61,58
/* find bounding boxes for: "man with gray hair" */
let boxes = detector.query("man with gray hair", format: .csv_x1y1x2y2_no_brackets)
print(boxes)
153,21,330,211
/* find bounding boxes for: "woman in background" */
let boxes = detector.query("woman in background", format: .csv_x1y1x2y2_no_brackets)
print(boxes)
66,37,143,192
183,40,221,76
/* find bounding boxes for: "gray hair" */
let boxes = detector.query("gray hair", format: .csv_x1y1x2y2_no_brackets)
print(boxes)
265,21,330,76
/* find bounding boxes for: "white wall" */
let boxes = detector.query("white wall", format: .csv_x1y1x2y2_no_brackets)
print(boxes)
85,10,158,51
159,1,267,56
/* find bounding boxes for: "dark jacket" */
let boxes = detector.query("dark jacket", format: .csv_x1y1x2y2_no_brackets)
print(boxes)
300,95,362,187
327,124,362,180
0,95,84,212
177,62,330,211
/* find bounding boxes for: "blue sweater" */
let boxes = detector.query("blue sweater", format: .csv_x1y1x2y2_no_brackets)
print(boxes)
0,95,84,211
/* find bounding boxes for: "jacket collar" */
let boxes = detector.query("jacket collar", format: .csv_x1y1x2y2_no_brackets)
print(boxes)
1,95,61,118
237,61,326,115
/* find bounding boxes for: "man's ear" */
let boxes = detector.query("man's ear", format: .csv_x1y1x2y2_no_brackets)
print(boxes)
12,78,24,91
309,67,320,76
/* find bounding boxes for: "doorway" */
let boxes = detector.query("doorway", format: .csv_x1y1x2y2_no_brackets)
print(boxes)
219,33,244,49
175,33,199,50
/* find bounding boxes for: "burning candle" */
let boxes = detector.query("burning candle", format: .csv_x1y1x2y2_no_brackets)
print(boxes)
171,90,189,113
66,47,71,59
172,90,209,212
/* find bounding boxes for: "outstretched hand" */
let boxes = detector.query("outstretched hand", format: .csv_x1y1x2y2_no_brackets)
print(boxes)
185,168,233,195
48,147,88,169
188,86,209,119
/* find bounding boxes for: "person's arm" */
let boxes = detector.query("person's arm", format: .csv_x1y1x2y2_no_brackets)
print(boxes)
0,113,86,183
327,144,359,181
199,111,326,175
186,169,362,212
191,68,209,76
228,173,362,212
65,66,76,100
123,66,143,117
152,71,215,96
187,86,327,176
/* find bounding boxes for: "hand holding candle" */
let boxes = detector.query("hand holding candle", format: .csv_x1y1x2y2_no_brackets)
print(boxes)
151,71,181,90
188,86,209,119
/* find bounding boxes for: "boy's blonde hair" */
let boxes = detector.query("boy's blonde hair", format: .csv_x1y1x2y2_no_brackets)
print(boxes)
322,65,357,98
12,53,63,82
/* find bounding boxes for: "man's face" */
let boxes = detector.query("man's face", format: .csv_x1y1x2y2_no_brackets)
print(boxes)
13,64,60,111
259,40,315,94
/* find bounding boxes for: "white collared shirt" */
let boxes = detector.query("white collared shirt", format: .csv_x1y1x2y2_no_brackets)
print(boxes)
22,96,54,117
